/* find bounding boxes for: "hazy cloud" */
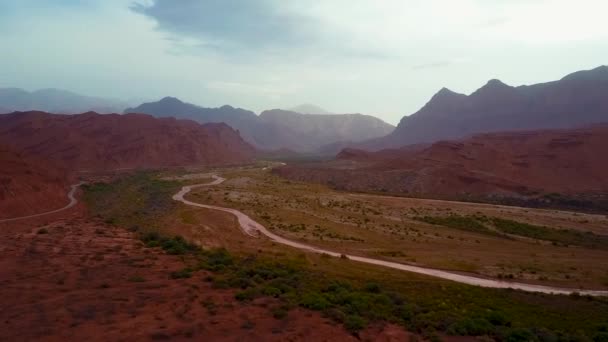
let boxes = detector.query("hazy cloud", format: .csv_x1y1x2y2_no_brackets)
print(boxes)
131,0,319,55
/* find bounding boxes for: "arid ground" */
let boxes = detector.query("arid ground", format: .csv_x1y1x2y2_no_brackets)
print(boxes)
2,163,608,341
0,187,423,341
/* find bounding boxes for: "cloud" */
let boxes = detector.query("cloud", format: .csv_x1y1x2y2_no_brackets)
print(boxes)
130,0,400,62
131,0,319,55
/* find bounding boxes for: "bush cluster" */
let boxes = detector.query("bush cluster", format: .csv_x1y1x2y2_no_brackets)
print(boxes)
150,241,608,340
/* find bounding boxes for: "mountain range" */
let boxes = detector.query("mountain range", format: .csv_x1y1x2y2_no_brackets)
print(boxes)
0,111,255,171
3,66,607,157
0,88,131,114
275,124,608,210
126,98,394,152
359,65,608,150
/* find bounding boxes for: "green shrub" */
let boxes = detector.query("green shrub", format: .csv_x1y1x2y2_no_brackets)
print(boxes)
235,288,257,302
501,328,539,342
141,232,200,255
170,268,193,279
271,306,288,319
300,292,331,310
485,310,510,326
593,332,608,342
415,215,501,237
161,236,199,255
447,318,494,336
364,282,381,293
199,248,234,271
344,314,366,333
492,218,608,250
128,275,145,282
261,286,282,297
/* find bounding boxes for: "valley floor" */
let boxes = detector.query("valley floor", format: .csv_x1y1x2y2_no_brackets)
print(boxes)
189,164,608,291
4,163,608,341
177,173,608,296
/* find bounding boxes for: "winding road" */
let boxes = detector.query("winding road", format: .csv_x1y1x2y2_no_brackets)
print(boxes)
173,175,608,297
0,182,84,223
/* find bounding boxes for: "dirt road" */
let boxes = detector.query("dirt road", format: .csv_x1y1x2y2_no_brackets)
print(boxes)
0,182,83,223
173,175,608,297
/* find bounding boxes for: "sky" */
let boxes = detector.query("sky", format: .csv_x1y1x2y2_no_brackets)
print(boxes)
1,0,607,124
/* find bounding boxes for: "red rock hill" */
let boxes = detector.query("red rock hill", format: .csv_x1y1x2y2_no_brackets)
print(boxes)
0,145,69,218
0,111,255,171
276,125,608,203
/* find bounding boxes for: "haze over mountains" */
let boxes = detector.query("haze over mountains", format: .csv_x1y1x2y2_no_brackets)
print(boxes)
359,66,608,150
0,88,131,114
126,97,394,152
288,104,333,115
0,111,254,171
2,65,606,163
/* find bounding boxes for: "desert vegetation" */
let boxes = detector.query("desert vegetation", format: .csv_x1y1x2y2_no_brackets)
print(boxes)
80,167,608,340
136,230,608,341
185,167,608,289
83,172,181,232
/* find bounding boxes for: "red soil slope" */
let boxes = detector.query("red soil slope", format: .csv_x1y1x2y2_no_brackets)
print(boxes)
0,145,69,218
276,125,608,202
0,111,255,171
0,209,419,341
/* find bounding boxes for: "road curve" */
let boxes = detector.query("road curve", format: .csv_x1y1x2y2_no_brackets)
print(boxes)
0,182,84,223
174,175,608,297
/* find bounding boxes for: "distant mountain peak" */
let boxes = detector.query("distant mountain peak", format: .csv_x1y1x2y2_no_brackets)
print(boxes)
159,96,184,104
416,87,468,117
471,78,514,98
477,79,513,92
428,87,465,103
485,78,508,87
435,87,458,96
289,104,332,115
561,65,608,82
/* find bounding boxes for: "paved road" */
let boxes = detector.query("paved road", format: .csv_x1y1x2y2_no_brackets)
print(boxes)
0,182,83,223
174,175,608,297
